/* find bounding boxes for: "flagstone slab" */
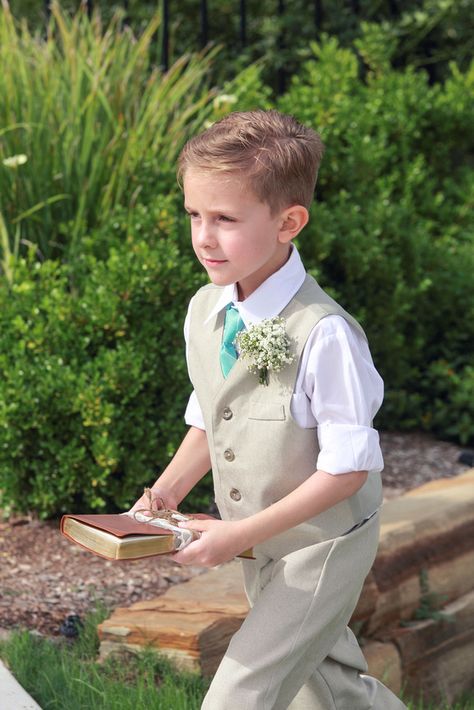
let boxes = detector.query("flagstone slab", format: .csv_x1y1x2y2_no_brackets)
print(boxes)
98,562,248,676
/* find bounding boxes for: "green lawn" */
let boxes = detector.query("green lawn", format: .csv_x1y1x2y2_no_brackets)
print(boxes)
0,608,472,710
0,607,208,709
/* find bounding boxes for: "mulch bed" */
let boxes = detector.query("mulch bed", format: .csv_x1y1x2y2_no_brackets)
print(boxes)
0,430,471,639
0,516,206,638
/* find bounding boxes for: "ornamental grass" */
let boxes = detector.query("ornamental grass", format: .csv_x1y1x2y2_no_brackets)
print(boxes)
0,1,216,262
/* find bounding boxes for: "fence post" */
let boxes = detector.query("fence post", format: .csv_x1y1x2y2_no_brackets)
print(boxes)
240,0,247,48
161,0,169,71
200,0,208,48
314,0,323,33
84,0,93,18
388,0,399,16
277,0,286,94
122,0,130,27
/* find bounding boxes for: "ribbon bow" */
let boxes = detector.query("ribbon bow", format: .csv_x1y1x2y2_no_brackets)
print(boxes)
132,488,200,549
133,487,189,524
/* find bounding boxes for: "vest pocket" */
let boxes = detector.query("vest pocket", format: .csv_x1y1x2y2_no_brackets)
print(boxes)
248,401,286,421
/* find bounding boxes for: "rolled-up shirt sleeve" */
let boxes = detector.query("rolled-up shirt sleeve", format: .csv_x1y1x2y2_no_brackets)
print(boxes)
316,422,383,474
299,315,384,475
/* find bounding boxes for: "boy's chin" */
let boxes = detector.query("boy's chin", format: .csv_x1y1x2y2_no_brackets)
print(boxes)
205,272,234,287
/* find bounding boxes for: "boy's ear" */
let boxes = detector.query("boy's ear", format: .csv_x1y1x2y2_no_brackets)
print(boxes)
278,205,309,243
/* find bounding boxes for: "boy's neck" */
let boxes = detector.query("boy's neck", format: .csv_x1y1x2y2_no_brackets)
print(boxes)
236,244,293,302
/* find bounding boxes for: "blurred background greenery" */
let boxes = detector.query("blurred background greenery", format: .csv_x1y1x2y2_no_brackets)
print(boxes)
8,0,474,87
0,0,472,517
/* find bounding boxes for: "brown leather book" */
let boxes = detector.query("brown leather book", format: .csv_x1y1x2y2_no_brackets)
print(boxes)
60,513,254,561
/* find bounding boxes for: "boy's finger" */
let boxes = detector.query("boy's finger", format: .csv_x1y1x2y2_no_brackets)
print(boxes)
178,519,210,532
174,537,203,563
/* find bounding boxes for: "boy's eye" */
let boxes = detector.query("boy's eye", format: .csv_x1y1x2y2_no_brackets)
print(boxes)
184,210,235,222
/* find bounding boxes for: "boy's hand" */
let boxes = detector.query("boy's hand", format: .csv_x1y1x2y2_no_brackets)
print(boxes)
173,518,248,567
127,486,179,518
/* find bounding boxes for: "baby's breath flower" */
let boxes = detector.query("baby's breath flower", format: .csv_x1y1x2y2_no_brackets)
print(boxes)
3,154,28,168
236,317,294,385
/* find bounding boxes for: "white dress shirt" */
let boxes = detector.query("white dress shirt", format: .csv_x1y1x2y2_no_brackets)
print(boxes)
184,245,384,476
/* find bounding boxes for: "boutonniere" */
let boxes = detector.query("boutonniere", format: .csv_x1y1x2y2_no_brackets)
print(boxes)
235,316,294,386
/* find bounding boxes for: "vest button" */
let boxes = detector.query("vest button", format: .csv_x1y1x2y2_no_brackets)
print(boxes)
224,449,235,462
222,407,233,420
229,488,241,502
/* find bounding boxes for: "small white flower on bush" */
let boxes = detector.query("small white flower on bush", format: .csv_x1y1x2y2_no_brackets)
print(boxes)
213,93,238,109
236,316,294,385
2,154,28,168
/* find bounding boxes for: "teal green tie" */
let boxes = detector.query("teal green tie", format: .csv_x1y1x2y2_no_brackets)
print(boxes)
220,305,245,378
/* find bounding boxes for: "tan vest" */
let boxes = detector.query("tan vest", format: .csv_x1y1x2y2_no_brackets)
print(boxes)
187,274,383,557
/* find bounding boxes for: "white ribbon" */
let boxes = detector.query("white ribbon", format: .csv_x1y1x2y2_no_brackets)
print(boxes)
125,511,195,551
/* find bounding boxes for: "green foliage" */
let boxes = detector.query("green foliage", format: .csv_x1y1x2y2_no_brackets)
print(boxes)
404,693,474,710
400,569,453,625
0,606,209,709
0,12,473,518
0,5,271,518
0,196,212,517
279,38,474,442
420,363,474,446
8,0,473,90
412,568,451,623
0,3,217,261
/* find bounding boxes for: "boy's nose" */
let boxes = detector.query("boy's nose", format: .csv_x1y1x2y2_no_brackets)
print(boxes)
194,221,217,248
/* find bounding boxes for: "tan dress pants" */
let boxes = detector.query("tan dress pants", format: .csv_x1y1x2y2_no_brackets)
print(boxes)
201,513,406,710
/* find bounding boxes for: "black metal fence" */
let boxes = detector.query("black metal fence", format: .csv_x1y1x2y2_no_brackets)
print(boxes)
34,0,458,87
41,0,345,92
39,1,414,91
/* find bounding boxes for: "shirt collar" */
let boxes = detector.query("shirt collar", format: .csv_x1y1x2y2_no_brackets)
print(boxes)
204,244,306,327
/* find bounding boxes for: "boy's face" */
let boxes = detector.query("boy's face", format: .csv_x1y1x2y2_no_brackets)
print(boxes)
183,169,294,301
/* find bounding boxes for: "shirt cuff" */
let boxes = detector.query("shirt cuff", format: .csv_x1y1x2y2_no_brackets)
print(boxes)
184,390,206,430
316,423,384,475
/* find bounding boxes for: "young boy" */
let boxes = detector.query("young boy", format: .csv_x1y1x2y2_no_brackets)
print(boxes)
130,110,406,709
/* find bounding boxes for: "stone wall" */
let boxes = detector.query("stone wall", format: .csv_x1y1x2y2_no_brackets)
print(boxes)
98,469,474,705
354,469,474,704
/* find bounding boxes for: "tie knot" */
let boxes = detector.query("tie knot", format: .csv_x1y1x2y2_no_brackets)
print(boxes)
220,304,245,378
225,304,242,332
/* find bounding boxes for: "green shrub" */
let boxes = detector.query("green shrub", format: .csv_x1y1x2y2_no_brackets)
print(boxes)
1,25,473,520
0,196,213,517
278,37,474,442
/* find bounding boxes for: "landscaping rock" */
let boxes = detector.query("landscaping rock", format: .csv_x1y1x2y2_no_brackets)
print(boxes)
356,469,474,633
362,640,402,695
98,561,248,676
392,590,474,704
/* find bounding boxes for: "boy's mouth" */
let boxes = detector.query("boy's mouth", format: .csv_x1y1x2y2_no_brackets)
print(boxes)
203,258,227,266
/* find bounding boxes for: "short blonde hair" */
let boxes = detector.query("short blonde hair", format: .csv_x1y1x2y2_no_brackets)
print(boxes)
177,110,325,214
